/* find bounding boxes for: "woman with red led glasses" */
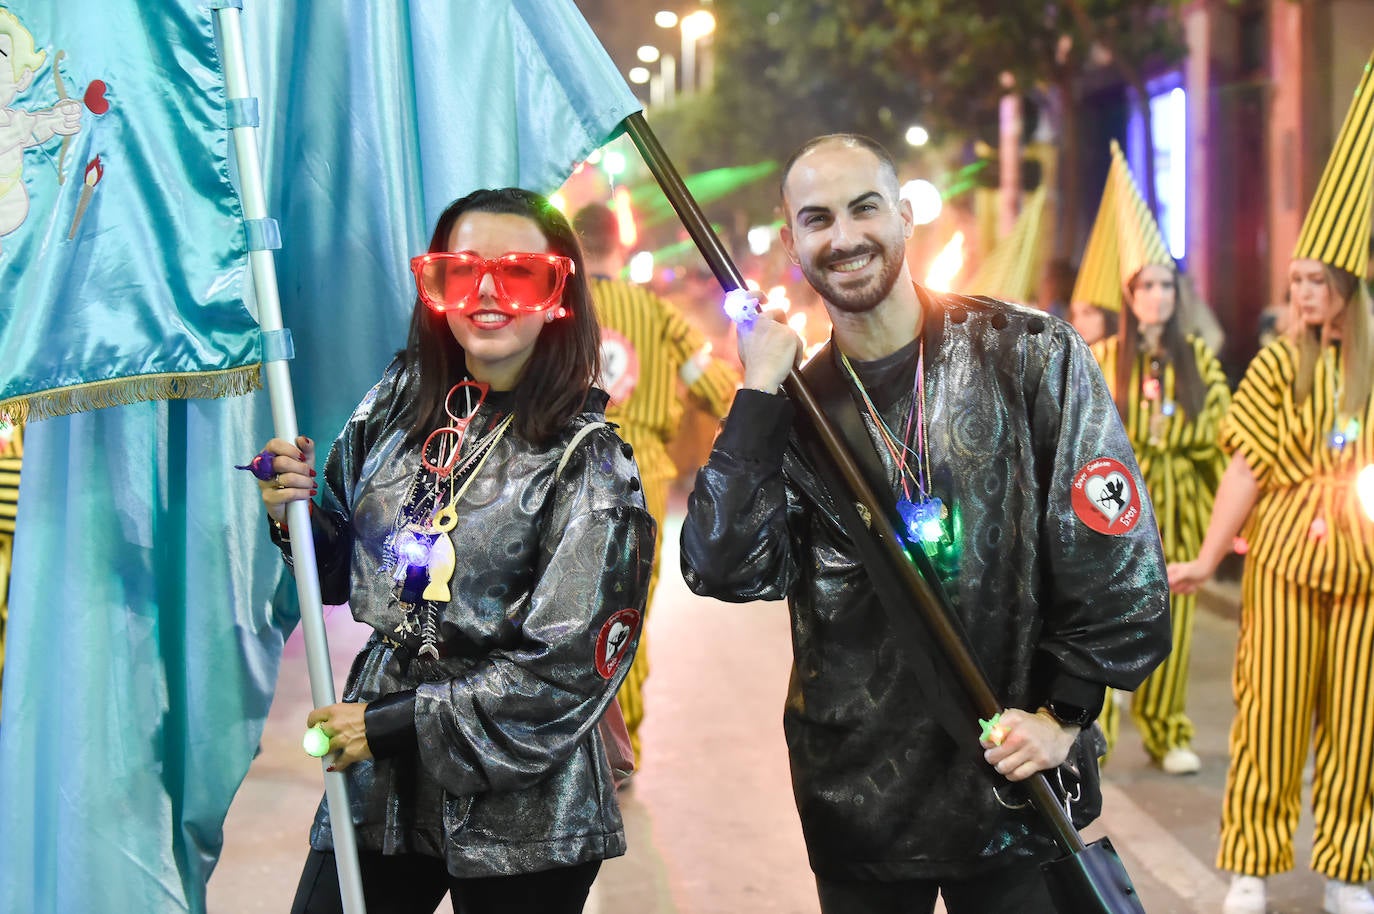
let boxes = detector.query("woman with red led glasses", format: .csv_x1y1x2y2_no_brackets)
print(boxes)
249,187,655,914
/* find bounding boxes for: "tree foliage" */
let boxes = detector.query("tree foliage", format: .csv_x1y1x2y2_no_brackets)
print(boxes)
651,0,1188,224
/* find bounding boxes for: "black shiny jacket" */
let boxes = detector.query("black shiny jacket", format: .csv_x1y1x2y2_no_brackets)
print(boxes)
681,294,1170,880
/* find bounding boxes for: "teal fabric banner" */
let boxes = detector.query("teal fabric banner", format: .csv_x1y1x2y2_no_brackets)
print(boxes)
0,2,261,421
0,398,296,914
244,0,642,438
0,1,641,912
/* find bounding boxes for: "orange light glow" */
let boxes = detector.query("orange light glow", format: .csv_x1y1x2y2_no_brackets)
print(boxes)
612,186,637,248
925,231,965,292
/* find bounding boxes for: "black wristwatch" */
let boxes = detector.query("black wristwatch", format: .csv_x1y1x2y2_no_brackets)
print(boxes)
1044,700,1094,729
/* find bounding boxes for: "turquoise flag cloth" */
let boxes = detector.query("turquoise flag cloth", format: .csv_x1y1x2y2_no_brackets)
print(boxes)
0,1,640,912
0,2,261,421
244,0,642,438
0,399,296,914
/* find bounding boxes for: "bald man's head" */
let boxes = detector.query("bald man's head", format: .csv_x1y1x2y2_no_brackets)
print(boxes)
780,134,900,218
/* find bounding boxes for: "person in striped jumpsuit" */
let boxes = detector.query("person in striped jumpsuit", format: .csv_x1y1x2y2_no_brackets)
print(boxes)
0,420,19,717
1075,142,1230,776
1169,48,1374,914
1092,268,1229,774
573,203,739,764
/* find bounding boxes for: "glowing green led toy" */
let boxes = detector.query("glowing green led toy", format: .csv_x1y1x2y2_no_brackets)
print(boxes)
303,725,331,758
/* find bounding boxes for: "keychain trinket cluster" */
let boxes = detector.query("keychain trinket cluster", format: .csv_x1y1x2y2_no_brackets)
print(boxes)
841,344,962,581
381,381,513,658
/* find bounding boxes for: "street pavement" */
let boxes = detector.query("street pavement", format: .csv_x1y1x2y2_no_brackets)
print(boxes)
211,512,1356,913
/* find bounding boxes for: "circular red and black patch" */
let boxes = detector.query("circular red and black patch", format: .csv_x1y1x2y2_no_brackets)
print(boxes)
1070,457,1142,535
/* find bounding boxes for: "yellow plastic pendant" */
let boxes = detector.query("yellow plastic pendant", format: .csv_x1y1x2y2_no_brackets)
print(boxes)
422,529,456,601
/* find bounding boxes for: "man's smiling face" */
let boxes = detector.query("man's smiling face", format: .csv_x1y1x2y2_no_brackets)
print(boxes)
780,142,913,315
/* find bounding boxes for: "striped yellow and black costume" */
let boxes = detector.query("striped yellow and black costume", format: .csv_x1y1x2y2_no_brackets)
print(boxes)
589,276,738,757
1093,335,1229,760
0,424,21,718
1217,338,1374,883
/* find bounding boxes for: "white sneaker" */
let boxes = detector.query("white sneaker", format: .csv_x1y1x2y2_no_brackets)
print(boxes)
1325,880,1374,914
1160,746,1201,775
1223,875,1266,914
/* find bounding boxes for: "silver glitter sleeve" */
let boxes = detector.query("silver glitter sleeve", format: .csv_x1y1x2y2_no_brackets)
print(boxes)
1026,321,1171,691
681,389,800,602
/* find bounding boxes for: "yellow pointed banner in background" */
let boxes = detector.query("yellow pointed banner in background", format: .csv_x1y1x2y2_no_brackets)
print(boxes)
1294,50,1374,275
1070,140,1172,312
969,186,1047,304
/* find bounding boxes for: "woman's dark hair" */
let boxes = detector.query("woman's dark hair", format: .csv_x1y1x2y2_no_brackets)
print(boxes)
1115,266,1206,420
401,187,601,447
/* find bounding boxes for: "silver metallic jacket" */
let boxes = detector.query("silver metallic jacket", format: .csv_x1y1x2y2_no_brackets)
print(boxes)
682,295,1170,880
297,359,655,877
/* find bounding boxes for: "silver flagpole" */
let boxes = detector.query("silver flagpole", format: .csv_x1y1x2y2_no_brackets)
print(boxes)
213,5,368,912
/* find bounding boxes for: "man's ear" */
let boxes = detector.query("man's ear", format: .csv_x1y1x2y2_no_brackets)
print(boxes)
899,197,914,240
780,223,799,265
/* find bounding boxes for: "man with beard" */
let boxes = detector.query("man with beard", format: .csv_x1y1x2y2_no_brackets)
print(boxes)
680,134,1170,913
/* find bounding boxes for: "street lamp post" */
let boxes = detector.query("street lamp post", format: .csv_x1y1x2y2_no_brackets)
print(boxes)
679,10,716,97
659,53,676,106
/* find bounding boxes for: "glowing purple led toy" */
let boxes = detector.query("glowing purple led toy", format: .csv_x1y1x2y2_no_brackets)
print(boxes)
236,448,277,481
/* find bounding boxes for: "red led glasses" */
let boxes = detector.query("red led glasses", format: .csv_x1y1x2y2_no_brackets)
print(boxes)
410,251,574,316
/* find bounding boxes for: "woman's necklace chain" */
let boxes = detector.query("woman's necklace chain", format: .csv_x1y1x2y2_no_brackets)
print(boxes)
1140,348,1176,447
382,386,514,660
1325,346,1359,450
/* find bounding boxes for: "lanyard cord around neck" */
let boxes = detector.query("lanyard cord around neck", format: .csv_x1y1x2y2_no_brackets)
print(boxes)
839,340,929,501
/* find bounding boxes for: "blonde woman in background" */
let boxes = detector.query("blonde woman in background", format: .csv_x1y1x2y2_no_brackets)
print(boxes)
1169,50,1374,914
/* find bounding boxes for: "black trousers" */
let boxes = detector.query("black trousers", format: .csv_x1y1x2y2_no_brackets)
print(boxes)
815,856,1059,914
290,849,601,914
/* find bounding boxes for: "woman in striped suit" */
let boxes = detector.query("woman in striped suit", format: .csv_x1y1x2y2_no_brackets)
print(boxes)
1170,49,1374,914
1074,141,1230,774
1094,262,1230,775
1170,257,1374,913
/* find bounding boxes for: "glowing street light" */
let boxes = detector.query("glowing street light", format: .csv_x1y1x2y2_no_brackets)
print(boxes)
747,226,773,255
900,179,943,225
905,125,930,147
637,45,660,63
681,10,716,40
680,10,716,96
602,150,628,177
655,10,679,28
629,67,651,85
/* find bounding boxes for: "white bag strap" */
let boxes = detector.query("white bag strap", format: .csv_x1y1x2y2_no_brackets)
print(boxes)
557,421,608,477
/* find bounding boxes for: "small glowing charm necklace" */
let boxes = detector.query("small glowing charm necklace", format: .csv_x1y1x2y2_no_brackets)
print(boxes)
385,383,513,659
1141,353,1176,447
1325,347,1360,451
839,341,949,554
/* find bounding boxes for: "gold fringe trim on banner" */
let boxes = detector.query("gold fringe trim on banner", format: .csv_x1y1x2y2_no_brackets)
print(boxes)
0,364,262,425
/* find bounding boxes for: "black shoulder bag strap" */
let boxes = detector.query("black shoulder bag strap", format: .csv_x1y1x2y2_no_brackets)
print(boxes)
798,341,988,757
801,340,1150,914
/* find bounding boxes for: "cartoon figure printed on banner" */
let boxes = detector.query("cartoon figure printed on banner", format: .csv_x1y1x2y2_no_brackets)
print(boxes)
0,11,80,254
0,11,111,256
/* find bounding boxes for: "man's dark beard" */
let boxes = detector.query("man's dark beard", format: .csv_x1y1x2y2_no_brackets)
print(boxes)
803,244,904,314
